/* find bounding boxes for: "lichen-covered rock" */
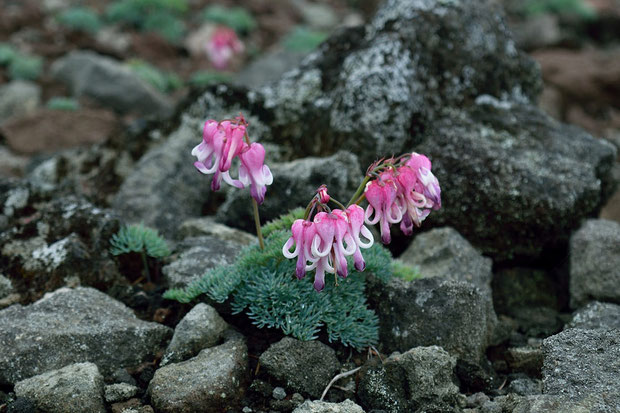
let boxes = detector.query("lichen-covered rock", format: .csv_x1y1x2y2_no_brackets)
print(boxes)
367,276,491,364
258,337,340,399
542,328,620,406
510,394,616,413
148,339,249,413
216,151,361,231
0,287,172,385
161,303,229,365
358,346,460,413
14,362,105,413
51,51,172,117
104,383,139,403
0,274,14,299
292,399,365,413
567,301,620,330
416,102,616,261
569,219,620,308
162,236,243,290
0,192,123,302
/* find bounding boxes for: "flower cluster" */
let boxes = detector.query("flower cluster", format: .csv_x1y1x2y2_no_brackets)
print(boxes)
365,153,441,244
283,203,374,292
283,152,441,292
206,26,244,70
191,116,272,204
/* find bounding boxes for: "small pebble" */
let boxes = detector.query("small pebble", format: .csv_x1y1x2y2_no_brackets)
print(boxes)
272,386,286,400
242,407,252,413
291,393,304,406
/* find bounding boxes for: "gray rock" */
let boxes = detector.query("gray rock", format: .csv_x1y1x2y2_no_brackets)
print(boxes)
217,151,361,231
399,227,497,341
178,217,256,245
104,382,138,403
416,102,616,261
272,387,287,401
235,50,308,89
0,194,123,301
51,51,171,117
0,274,14,299
569,219,620,308
292,399,365,413
292,0,338,30
511,14,562,51
162,236,243,290
358,346,460,413
148,339,249,413
258,337,340,399
367,276,491,364
508,378,542,396
568,301,620,330
511,394,616,413
0,80,40,124
542,328,620,407
0,287,172,385
162,303,229,365
399,227,492,292
14,362,105,413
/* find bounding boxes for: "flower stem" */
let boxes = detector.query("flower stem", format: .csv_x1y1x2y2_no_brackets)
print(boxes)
347,176,371,207
252,198,265,249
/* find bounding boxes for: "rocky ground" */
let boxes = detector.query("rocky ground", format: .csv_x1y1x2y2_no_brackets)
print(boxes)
1,0,619,412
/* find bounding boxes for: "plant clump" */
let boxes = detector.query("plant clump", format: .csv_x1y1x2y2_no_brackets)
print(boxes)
56,7,103,33
110,224,170,282
164,220,393,350
106,0,188,42
0,44,43,81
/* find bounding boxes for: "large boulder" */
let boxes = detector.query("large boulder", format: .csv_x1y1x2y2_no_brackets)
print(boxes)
569,219,620,308
567,301,620,330
0,287,172,385
51,51,172,117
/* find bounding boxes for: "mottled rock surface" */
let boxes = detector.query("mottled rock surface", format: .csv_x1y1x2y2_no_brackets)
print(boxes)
259,337,340,399
569,219,620,308
162,303,229,365
148,339,248,413
567,301,620,330
542,328,620,407
162,236,243,290
104,383,139,403
14,362,105,413
178,217,256,245
367,276,491,363
0,80,40,124
0,287,172,384
358,346,460,413
292,399,365,413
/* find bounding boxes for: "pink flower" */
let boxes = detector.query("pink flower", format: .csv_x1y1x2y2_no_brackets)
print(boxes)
364,171,402,244
405,153,441,209
282,219,317,280
191,119,245,191
239,142,273,205
282,207,374,292
206,26,244,70
394,165,430,235
317,185,330,204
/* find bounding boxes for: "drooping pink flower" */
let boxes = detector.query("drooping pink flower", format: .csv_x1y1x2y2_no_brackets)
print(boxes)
282,219,317,280
394,165,430,235
206,26,244,70
282,206,373,292
405,153,441,209
345,204,374,271
192,119,246,191
239,142,273,205
317,185,330,204
364,171,402,244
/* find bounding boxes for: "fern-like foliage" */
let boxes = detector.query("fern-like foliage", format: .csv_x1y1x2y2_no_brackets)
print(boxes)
110,224,170,258
164,214,393,350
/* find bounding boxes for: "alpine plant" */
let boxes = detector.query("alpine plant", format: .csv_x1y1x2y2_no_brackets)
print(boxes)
283,153,441,292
